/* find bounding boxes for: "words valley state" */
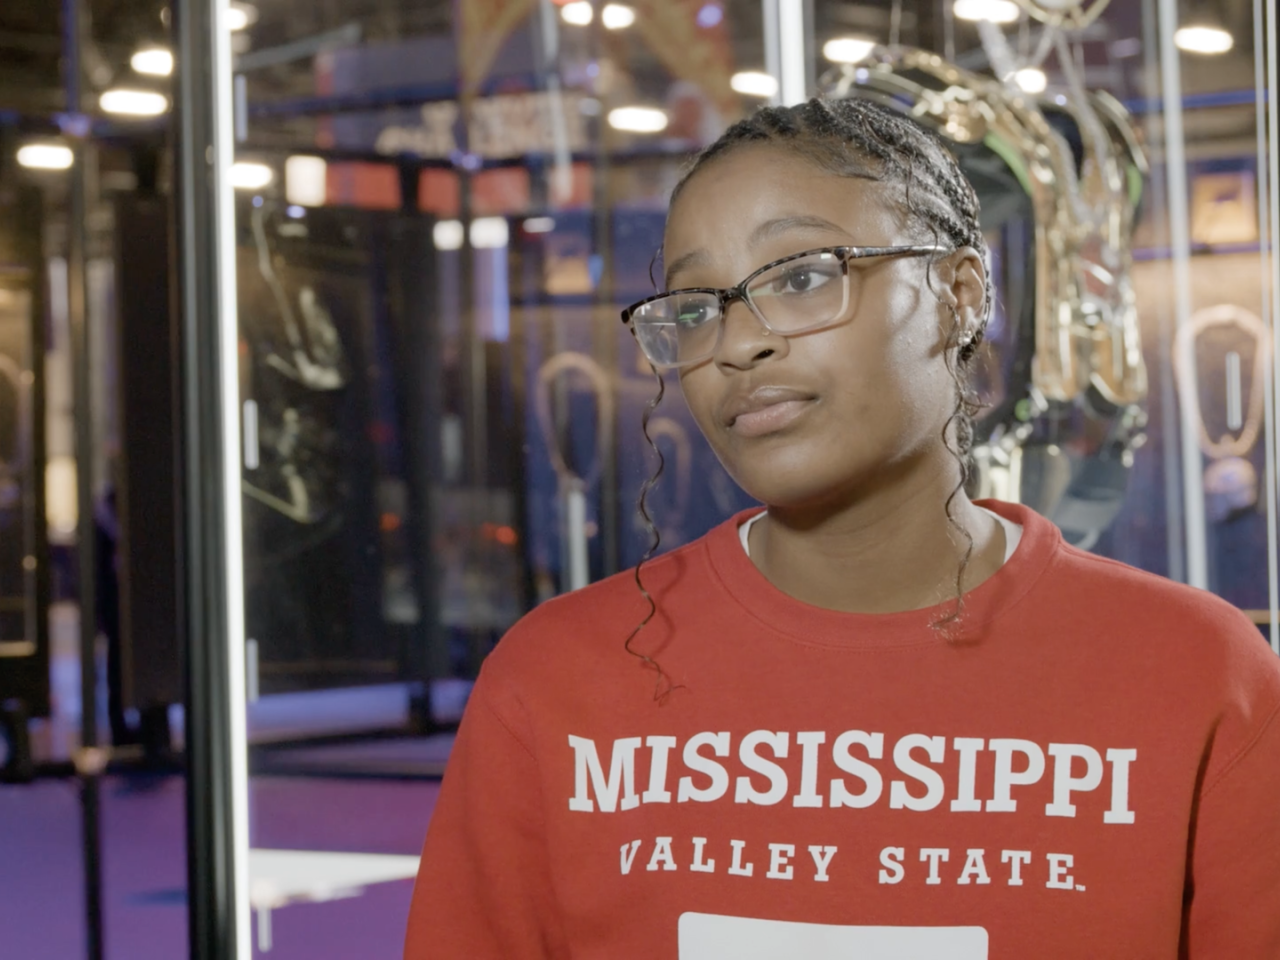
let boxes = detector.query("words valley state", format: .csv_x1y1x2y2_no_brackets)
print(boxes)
618,836,1090,892
568,730,1137,822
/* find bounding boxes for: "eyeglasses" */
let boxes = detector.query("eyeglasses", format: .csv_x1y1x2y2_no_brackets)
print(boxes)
620,244,948,369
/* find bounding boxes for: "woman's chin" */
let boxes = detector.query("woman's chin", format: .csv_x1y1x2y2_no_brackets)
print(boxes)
727,463,866,514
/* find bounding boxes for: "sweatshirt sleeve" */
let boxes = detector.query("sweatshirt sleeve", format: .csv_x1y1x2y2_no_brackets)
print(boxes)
404,672,569,960
1182,698,1280,958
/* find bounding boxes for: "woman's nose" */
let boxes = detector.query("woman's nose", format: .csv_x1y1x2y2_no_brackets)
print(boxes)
714,298,785,369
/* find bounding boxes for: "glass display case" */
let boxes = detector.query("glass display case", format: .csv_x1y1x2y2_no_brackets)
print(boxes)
171,0,1280,955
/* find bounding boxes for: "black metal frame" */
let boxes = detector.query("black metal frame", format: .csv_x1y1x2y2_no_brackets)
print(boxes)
173,0,243,956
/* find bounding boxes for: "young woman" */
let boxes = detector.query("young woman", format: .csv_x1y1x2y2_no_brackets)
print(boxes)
405,98,1280,959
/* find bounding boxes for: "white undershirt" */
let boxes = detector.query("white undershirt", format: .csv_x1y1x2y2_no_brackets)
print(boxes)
739,507,1023,564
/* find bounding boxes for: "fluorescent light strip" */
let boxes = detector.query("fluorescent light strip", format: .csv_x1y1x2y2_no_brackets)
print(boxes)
213,0,252,955
1158,0,1208,588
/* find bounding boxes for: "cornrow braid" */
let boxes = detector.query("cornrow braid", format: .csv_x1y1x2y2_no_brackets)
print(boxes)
653,97,991,641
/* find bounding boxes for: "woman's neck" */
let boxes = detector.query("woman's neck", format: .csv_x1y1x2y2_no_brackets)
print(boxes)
747,456,1006,615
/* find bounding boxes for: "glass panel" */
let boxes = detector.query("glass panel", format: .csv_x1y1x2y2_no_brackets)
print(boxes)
209,0,1279,955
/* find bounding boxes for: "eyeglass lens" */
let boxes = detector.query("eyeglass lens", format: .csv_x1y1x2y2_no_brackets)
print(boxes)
631,251,850,367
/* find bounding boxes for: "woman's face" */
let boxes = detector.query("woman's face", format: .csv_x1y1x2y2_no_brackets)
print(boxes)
665,144,985,511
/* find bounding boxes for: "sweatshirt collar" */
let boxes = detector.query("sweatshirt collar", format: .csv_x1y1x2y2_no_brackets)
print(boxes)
702,500,1059,649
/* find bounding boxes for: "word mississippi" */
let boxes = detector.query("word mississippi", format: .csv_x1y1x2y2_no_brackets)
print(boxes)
567,730,1137,823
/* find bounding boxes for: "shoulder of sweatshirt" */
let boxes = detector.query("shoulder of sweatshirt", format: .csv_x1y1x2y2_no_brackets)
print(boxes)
1047,539,1280,705
473,534,713,698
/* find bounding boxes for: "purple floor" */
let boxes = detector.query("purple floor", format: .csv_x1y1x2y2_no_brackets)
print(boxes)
0,774,440,960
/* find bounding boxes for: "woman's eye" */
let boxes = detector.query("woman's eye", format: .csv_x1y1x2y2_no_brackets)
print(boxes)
676,302,714,327
774,266,836,294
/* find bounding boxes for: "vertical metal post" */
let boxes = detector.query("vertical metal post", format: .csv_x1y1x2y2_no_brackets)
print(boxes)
590,1,620,578
1262,0,1280,653
1157,0,1209,588
763,0,808,107
1141,0,1186,583
62,0,103,954
174,0,251,955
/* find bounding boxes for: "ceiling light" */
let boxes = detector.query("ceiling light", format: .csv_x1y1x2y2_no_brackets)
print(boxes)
17,143,74,170
230,161,273,190
434,220,464,251
100,88,169,116
1174,25,1233,54
470,217,510,249
285,155,327,207
523,216,556,234
561,1,593,25
823,37,876,64
602,4,636,29
953,0,1020,24
731,70,779,98
227,3,258,31
607,106,668,134
131,47,173,77
1012,67,1047,93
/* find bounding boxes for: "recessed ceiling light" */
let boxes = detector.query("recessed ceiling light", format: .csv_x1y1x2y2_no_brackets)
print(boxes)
561,1,593,25
230,162,273,190
730,71,779,98
434,220,464,251
227,3,258,31
1012,67,1047,93
953,0,1020,24
131,48,174,77
17,143,74,170
607,106,669,133
470,217,510,249
823,37,876,64
1174,25,1233,54
602,4,636,29
100,88,169,116
285,155,327,207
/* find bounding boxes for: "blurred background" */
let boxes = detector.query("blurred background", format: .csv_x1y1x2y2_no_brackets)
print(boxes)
0,0,1277,957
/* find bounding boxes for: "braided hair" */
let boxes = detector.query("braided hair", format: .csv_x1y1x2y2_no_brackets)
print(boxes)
627,98,994,697
673,96,993,367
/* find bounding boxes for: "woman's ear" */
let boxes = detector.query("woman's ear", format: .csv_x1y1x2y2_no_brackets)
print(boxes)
932,246,987,342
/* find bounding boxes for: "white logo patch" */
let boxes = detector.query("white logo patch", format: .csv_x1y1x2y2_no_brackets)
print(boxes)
677,913,989,959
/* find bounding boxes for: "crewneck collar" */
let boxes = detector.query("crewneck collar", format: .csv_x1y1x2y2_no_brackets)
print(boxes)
702,499,1060,649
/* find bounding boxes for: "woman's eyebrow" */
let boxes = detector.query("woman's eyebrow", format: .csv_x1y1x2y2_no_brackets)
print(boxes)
663,216,852,286
749,215,852,245
663,249,710,287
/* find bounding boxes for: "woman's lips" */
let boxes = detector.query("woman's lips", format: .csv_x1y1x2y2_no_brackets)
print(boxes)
724,385,817,438
730,399,813,437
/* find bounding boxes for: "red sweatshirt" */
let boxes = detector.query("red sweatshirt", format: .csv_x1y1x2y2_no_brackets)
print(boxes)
405,501,1280,959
